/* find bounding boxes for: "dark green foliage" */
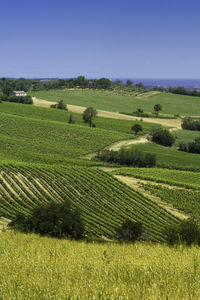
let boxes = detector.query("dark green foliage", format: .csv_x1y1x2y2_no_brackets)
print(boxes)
164,218,200,246
83,107,97,127
116,219,143,242
182,117,200,131
68,113,75,124
154,104,162,117
0,94,33,104
97,147,156,167
179,138,200,154
131,123,143,135
169,86,200,97
150,128,175,147
50,100,68,110
9,201,85,239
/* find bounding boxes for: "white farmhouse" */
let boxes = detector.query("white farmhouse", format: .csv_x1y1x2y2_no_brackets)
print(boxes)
11,91,27,97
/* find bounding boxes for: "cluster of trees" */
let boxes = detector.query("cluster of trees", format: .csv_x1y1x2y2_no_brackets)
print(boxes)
164,218,200,246
168,86,200,97
179,138,200,154
150,128,175,147
0,94,33,104
182,117,200,131
9,201,85,239
116,219,143,242
97,147,156,167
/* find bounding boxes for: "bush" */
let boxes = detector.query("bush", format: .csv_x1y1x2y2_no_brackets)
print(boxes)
50,100,68,110
116,219,143,242
164,218,200,246
182,117,200,131
179,138,200,154
150,128,175,147
9,201,85,239
83,107,97,127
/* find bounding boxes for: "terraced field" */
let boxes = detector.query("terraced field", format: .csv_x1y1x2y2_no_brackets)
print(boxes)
0,165,179,242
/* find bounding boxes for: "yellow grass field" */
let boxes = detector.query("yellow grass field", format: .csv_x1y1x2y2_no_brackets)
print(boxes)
1,231,200,299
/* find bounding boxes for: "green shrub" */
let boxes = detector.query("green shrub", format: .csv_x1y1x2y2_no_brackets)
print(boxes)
116,219,143,242
9,201,85,239
150,128,175,147
164,218,200,246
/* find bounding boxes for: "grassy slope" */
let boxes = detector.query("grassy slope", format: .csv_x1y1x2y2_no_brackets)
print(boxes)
128,142,200,169
1,231,200,299
174,129,200,146
30,89,200,116
0,102,139,165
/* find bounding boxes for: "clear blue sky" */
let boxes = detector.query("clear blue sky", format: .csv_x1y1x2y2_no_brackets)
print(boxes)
1,0,200,78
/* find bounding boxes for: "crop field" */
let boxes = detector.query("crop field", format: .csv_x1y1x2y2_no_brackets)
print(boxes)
29,89,200,116
0,165,179,242
141,183,200,220
0,103,138,166
111,168,200,189
0,101,158,136
1,231,200,299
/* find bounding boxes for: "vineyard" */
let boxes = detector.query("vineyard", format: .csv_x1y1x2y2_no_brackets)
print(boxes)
0,165,179,242
111,167,200,189
141,183,200,220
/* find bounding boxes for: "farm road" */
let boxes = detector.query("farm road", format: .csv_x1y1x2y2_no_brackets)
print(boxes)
32,97,182,129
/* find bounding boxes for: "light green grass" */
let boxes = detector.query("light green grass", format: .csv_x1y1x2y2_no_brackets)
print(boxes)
111,167,200,189
1,231,200,299
175,129,200,146
30,89,200,116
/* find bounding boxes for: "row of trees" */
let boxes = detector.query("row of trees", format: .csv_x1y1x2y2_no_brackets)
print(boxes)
97,148,156,167
0,94,33,104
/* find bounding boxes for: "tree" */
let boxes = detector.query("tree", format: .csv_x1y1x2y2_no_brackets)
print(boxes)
126,79,133,86
68,113,75,124
83,107,97,127
131,123,143,135
116,219,143,242
154,104,162,117
9,201,85,239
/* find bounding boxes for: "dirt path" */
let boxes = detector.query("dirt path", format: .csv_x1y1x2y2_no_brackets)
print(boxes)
82,136,149,160
32,97,182,129
113,175,189,220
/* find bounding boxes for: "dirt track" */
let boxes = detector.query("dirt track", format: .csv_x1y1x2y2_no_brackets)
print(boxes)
32,97,182,129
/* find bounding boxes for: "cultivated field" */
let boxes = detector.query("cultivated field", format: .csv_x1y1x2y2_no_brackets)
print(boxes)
30,89,200,116
1,231,200,299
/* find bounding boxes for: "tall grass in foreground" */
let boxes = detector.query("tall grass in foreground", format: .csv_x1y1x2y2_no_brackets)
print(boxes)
1,232,200,299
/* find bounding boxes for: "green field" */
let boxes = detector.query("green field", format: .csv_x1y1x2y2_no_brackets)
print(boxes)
174,129,200,146
1,231,200,299
126,142,200,169
111,167,200,189
30,89,200,116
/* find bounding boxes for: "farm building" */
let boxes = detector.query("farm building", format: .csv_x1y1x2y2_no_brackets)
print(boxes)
11,91,27,97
